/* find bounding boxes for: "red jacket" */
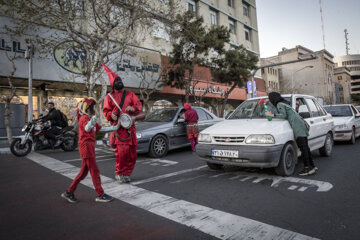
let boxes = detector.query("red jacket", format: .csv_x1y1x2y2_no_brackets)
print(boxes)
185,109,198,123
103,90,142,146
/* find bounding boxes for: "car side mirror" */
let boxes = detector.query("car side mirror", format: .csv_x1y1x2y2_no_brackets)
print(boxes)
299,112,310,119
355,114,360,118
177,118,185,123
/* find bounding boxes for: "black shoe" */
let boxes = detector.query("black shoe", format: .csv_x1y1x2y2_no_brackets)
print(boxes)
298,167,316,176
95,193,113,202
61,191,78,203
124,176,131,183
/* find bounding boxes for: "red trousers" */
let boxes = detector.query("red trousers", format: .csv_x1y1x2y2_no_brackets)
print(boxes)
68,143,104,196
114,144,137,176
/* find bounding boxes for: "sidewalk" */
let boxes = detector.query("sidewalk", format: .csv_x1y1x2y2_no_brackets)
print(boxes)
0,138,107,155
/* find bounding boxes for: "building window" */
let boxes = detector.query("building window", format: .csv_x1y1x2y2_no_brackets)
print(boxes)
228,0,234,7
229,18,236,34
243,2,249,17
153,19,170,41
244,27,251,41
210,10,217,25
186,0,196,12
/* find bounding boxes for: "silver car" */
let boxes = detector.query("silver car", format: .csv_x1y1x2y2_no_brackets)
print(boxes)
104,107,223,158
324,104,360,144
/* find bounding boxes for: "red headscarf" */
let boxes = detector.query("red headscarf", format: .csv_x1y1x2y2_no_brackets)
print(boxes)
101,63,121,88
184,103,191,110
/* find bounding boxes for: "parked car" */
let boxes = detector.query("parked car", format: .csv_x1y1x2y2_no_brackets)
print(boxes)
196,94,334,176
356,106,360,112
323,104,360,144
103,107,223,158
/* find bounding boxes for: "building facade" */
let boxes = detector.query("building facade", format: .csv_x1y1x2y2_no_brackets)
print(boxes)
333,66,352,104
333,54,360,97
0,0,263,126
261,45,336,104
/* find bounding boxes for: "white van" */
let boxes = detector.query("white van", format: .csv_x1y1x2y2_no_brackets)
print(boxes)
196,94,334,176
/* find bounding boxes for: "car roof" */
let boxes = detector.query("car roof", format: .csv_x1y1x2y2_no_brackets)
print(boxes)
324,104,352,107
249,94,315,100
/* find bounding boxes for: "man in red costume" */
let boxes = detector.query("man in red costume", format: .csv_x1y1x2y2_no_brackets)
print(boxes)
102,63,142,184
183,103,199,151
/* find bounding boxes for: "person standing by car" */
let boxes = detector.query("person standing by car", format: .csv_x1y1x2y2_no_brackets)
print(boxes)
183,103,199,151
61,97,118,203
265,92,317,176
102,63,143,184
41,102,63,148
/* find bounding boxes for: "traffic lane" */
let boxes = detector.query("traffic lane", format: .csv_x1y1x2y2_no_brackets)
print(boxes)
0,154,218,240
131,145,360,240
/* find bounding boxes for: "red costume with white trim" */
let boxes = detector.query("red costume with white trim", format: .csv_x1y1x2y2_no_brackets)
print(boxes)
102,63,142,176
184,103,199,151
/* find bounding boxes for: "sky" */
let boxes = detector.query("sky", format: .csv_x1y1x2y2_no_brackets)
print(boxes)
256,0,360,58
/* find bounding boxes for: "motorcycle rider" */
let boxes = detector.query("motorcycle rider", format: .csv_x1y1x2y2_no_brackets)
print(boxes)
41,102,63,148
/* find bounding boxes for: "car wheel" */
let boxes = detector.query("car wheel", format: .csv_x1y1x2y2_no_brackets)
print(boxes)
275,143,296,176
349,128,355,144
206,162,223,170
149,135,168,158
319,132,333,156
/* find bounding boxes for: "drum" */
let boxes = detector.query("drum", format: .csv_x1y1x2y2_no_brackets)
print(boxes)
119,113,133,129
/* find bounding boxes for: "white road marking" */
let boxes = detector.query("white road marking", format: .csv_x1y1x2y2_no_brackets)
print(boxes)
170,174,207,184
64,154,115,162
288,185,298,190
26,152,319,240
131,166,207,185
140,159,178,167
209,173,229,178
298,187,308,192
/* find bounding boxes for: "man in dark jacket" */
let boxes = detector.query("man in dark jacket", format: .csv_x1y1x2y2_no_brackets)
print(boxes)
42,102,63,147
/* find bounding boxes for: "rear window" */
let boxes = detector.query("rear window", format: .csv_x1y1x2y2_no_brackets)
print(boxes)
324,106,352,117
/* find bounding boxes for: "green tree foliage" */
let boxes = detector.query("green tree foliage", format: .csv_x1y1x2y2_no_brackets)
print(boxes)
211,45,258,117
167,11,229,103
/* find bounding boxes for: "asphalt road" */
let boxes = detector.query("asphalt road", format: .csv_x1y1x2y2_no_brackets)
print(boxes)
1,140,360,240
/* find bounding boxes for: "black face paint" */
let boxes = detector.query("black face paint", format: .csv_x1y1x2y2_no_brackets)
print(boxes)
113,77,124,90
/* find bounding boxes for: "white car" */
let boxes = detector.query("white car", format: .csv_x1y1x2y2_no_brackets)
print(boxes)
324,104,360,144
196,94,334,176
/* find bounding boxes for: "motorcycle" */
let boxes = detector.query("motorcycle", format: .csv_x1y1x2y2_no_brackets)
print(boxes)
10,119,78,157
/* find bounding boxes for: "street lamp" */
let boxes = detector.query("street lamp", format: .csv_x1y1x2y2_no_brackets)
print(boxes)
291,65,313,93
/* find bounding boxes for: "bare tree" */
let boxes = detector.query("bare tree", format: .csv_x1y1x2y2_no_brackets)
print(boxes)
136,64,166,113
0,51,20,144
1,0,175,102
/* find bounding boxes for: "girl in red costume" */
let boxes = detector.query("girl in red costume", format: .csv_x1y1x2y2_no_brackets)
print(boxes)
61,97,119,203
183,103,199,151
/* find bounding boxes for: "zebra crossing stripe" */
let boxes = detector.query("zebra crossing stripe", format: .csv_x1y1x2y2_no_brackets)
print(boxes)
27,152,318,240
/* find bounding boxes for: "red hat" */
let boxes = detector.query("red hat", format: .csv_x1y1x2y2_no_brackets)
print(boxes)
101,63,120,88
184,103,191,110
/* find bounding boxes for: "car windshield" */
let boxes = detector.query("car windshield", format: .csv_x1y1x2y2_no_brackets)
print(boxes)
144,108,178,122
324,106,352,117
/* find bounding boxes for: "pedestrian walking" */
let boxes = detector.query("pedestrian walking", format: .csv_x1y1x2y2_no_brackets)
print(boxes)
265,92,317,176
102,63,143,184
183,103,199,151
61,97,118,203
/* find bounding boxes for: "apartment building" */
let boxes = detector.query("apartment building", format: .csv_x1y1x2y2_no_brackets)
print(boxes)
261,45,336,104
333,66,352,103
333,54,360,97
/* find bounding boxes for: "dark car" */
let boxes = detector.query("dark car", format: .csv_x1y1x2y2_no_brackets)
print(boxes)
103,107,223,158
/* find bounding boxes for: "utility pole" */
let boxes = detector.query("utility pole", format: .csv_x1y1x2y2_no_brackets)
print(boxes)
25,39,33,122
344,29,350,55
319,0,326,50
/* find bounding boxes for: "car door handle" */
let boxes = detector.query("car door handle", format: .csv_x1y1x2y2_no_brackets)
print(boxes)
310,121,314,124
323,118,326,121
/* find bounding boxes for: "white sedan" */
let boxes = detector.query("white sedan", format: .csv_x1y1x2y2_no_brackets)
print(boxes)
196,94,334,176
324,104,360,144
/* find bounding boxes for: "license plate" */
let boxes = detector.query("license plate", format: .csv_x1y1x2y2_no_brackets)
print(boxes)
211,150,238,158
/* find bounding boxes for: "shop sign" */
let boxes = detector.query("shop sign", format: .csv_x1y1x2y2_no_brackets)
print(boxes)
189,85,229,96
0,39,25,53
53,41,86,74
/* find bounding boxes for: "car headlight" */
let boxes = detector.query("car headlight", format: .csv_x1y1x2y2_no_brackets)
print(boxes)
335,124,348,130
198,133,212,143
21,125,27,132
245,134,275,144
136,132,142,139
